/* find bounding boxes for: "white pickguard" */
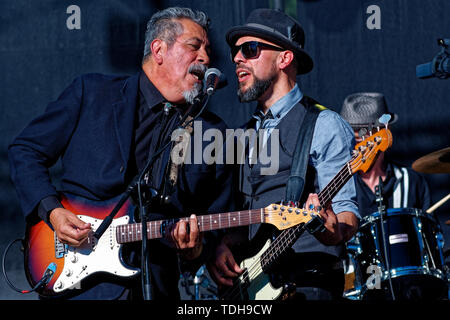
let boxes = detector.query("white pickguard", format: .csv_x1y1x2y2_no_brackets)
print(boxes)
53,215,139,292
238,239,283,300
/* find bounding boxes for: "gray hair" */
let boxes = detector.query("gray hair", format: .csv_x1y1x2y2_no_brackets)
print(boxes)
142,7,209,64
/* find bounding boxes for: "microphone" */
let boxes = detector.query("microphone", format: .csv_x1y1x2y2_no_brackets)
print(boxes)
204,68,227,95
416,38,450,79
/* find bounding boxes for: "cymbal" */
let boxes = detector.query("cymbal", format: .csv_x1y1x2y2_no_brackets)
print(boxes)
412,147,450,174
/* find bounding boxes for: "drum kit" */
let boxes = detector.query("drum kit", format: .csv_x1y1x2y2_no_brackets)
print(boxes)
344,147,450,300
180,147,450,301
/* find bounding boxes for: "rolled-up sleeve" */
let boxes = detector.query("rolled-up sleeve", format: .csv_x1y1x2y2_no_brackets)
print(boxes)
310,110,360,219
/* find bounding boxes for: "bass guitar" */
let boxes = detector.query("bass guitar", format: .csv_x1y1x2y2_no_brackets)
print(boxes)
220,127,393,300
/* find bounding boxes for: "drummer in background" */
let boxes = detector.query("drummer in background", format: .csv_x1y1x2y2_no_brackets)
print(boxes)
339,92,431,217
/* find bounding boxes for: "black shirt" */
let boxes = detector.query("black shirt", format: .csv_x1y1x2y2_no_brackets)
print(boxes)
133,71,188,193
36,71,233,228
355,161,431,219
38,71,178,222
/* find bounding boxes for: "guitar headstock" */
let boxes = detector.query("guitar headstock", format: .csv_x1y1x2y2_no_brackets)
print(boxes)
351,128,393,174
263,203,320,230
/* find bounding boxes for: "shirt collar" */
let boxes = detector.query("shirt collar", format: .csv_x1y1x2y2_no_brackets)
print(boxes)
139,70,165,109
252,84,303,121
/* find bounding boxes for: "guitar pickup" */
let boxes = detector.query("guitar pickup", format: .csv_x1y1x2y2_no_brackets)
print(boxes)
54,232,68,258
305,215,325,234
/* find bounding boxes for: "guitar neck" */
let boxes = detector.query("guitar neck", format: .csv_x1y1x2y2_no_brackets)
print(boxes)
115,209,265,244
317,159,355,206
260,155,357,270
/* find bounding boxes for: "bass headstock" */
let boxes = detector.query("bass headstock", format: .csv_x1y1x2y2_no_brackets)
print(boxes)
350,128,393,174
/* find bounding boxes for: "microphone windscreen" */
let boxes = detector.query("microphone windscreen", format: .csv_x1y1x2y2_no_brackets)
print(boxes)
205,67,221,79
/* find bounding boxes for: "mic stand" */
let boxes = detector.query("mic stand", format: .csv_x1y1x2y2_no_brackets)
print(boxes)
138,93,211,300
138,185,157,300
94,150,164,300
375,177,396,300
93,92,211,300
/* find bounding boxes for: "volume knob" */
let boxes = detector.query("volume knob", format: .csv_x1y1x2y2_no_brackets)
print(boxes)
55,281,64,289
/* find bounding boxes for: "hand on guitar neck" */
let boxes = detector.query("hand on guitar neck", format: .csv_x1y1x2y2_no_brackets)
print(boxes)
166,214,204,260
50,207,204,259
208,193,359,288
304,193,358,246
49,208,92,247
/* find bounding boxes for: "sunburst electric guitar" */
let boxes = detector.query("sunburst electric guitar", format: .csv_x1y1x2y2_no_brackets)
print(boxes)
220,128,392,300
25,192,322,297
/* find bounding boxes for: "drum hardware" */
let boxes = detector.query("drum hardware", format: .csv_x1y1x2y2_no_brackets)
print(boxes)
375,177,396,300
180,265,218,300
343,253,363,299
369,225,383,266
420,216,438,271
415,210,436,274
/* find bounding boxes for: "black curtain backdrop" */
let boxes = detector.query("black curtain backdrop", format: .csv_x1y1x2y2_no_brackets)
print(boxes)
0,0,449,300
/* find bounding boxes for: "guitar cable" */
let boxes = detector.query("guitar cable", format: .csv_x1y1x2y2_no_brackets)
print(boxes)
2,238,53,294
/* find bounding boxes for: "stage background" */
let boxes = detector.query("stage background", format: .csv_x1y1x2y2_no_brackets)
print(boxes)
1,0,449,299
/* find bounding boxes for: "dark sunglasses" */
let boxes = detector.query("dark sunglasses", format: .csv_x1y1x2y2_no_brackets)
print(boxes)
230,41,284,61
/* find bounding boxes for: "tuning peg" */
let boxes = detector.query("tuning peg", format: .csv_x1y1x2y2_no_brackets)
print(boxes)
286,201,297,207
358,128,367,140
378,114,391,129
368,123,373,136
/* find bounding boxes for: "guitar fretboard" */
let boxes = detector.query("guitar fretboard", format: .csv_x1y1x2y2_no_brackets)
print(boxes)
115,209,265,244
259,155,356,270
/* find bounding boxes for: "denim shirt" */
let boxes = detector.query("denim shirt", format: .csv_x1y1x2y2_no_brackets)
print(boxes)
252,84,360,218
253,83,303,134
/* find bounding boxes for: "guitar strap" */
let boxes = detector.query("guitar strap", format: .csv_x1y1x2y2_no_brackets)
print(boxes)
285,96,325,203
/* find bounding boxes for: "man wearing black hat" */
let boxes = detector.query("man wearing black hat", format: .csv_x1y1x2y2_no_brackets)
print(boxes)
340,92,431,219
208,9,360,300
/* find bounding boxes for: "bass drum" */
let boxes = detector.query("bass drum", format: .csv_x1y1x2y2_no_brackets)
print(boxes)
348,208,447,300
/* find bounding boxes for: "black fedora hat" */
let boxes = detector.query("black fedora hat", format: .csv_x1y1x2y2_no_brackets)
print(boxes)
340,92,398,129
226,8,313,75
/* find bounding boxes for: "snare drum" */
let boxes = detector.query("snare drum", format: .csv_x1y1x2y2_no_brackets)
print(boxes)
351,208,447,299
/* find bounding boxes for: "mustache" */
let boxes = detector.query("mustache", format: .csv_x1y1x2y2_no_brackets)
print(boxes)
188,63,208,80
236,64,253,74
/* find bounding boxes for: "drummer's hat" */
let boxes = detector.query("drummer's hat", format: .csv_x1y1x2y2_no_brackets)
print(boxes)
340,92,398,129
